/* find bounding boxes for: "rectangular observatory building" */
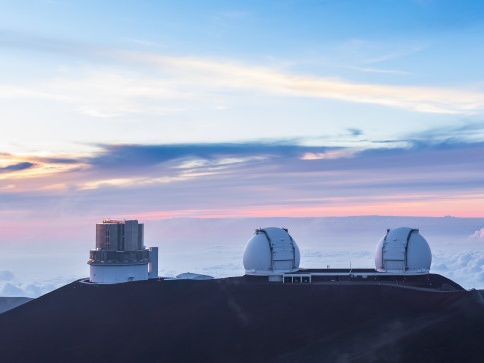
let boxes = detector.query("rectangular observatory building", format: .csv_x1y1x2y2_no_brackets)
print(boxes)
88,219,158,284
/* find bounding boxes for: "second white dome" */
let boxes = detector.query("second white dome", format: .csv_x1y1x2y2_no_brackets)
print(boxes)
243,227,300,276
374,227,432,274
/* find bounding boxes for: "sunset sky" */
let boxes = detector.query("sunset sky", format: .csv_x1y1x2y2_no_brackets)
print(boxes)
1,1,484,296
2,0,484,220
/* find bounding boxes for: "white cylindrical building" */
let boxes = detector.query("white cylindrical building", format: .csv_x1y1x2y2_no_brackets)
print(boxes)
88,219,158,284
148,247,158,279
243,227,300,279
89,264,149,284
374,227,432,274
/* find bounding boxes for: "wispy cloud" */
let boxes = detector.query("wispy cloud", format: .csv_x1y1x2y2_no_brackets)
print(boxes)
339,65,411,75
2,31,484,116
347,128,363,137
119,50,484,115
407,122,484,144
84,142,323,169
0,271,14,281
469,228,484,240
1,135,483,218
0,162,35,173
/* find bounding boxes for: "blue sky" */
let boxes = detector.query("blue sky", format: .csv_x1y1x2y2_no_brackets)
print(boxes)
2,1,484,154
1,1,484,295
2,2,484,131
2,0,484,218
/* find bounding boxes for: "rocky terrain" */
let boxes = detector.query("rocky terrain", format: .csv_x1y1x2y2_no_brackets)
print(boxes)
0,277,483,362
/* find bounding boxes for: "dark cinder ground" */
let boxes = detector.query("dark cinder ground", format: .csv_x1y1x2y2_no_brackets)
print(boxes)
0,277,483,363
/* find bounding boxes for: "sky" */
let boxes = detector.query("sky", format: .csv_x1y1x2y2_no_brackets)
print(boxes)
1,0,484,296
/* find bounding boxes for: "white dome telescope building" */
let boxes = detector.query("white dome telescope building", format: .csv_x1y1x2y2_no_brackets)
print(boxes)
374,227,432,274
243,227,300,281
88,219,158,284
242,226,444,287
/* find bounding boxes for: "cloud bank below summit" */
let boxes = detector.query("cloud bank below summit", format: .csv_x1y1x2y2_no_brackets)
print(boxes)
2,216,483,297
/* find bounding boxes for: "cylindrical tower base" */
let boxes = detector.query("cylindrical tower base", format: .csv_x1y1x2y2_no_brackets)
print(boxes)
89,264,148,284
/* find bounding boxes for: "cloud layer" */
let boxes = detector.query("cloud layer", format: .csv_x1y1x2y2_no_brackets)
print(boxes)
1,135,484,219
469,228,484,240
2,216,484,297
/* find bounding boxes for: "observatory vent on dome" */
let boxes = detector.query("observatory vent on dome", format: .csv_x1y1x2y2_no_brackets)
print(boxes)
243,227,300,281
374,227,432,274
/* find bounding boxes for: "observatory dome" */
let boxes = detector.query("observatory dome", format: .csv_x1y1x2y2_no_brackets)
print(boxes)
243,227,300,276
374,227,432,274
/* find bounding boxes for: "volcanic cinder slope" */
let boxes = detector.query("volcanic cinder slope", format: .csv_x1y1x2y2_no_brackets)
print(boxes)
0,277,483,363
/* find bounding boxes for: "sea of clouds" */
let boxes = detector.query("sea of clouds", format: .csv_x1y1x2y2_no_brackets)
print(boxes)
1,216,483,298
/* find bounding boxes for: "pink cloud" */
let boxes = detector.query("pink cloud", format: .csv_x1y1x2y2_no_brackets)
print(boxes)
469,228,484,240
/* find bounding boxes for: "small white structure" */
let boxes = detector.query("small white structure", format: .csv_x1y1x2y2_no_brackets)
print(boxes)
175,272,214,280
374,227,432,274
148,247,158,279
243,227,300,280
88,219,158,284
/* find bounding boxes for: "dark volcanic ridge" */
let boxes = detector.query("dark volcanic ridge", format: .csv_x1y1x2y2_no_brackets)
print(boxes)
1,276,484,363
